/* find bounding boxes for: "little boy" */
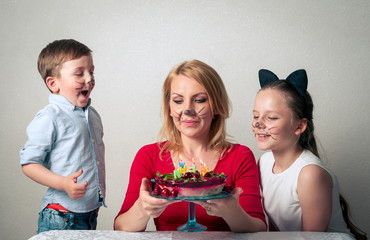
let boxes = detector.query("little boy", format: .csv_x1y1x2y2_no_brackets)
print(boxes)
20,39,105,233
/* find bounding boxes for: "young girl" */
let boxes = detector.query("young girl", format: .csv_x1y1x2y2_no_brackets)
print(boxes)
252,69,366,239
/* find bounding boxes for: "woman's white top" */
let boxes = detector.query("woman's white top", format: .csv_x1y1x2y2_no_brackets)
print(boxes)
259,150,351,234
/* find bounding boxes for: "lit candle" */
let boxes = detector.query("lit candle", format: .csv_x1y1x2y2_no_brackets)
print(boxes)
179,162,186,174
200,159,207,176
188,166,196,172
174,168,181,179
189,158,196,172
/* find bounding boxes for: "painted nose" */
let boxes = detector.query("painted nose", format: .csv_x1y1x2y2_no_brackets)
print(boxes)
183,100,194,115
253,120,265,128
184,109,192,115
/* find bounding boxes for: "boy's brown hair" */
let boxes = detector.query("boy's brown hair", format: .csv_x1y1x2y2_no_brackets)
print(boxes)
37,39,92,91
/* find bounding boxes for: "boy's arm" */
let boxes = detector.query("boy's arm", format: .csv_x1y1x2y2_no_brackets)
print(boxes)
22,163,88,200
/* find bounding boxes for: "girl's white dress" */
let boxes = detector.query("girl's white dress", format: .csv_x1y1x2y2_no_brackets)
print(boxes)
259,150,351,234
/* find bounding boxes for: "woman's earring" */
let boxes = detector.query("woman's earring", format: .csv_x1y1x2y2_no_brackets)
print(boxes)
184,110,191,115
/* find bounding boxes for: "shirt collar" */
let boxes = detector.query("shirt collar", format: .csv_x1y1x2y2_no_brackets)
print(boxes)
48,94,91,111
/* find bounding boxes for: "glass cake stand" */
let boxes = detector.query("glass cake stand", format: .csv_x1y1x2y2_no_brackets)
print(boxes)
153,192,232,232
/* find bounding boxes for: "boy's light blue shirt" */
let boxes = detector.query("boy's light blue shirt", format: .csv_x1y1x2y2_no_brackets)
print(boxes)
20,94,105,213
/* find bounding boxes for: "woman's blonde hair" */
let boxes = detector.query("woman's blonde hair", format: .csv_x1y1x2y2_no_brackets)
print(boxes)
158,60,232,158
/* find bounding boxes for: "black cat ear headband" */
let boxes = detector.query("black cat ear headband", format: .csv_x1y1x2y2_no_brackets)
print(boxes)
258,69,310,118
258,69,308,98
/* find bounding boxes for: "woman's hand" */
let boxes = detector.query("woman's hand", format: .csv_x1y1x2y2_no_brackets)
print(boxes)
193,187,266,232
114,178,180,231
195,187,243,217
137,178,179,218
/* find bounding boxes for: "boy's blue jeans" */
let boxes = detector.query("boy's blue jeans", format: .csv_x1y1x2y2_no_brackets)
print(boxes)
37,208,98,233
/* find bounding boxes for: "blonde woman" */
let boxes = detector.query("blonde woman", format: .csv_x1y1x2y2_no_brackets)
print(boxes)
114,60,266,232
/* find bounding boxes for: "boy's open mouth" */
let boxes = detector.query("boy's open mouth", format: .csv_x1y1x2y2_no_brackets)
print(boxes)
81,90,89,96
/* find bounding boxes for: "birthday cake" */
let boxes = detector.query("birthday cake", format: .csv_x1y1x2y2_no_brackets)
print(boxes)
152,170,232,198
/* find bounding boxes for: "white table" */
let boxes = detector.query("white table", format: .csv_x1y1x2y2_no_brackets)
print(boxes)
28,230,355,240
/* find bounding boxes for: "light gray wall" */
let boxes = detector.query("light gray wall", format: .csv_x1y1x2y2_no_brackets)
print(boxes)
1,1,369,239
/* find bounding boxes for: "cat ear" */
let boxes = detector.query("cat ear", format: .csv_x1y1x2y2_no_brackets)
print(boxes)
286,69,308,98
258,69,279,88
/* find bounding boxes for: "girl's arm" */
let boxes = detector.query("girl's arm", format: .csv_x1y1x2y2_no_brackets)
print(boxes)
298,164,333,231
22,163,88,200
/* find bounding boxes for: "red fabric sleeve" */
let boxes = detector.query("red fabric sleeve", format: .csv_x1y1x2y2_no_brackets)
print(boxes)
115,143,164,217
216,144,266,224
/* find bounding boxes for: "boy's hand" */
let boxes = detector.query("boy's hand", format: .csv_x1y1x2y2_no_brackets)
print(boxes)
63,170,88,200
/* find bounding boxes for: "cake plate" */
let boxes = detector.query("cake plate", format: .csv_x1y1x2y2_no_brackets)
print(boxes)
153,192,232,232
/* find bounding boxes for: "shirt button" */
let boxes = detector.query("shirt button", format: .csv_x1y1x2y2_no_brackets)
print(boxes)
64,218,68,222
92,138,95,143
96,161,100,165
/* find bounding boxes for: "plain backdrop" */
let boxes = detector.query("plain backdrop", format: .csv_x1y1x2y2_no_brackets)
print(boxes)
1,1,369,239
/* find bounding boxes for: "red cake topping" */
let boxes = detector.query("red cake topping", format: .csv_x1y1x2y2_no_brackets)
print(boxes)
152,171,233,198
154,170,227,187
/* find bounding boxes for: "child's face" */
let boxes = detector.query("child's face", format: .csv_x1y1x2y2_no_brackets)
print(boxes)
169,75,213,141
252,89,302,152
48,55,95,108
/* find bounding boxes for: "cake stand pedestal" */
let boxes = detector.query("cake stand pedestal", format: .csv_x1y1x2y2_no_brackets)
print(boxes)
152,191,232,232
177,202,207,232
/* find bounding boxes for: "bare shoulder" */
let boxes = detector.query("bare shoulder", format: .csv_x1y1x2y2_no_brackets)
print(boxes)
298,164,332,188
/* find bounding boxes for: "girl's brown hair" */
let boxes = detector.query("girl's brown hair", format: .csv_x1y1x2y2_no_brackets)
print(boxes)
261,80,367,240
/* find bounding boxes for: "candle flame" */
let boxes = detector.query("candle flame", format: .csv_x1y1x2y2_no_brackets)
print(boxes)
200,159,207,167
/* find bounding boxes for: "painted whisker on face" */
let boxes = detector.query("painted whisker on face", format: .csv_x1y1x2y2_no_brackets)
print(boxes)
171,111,181,122
196,106,209,119
198,113,208,119
252,124,278,140
175,106,207,121
268,132,277,140
197,106,205,114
